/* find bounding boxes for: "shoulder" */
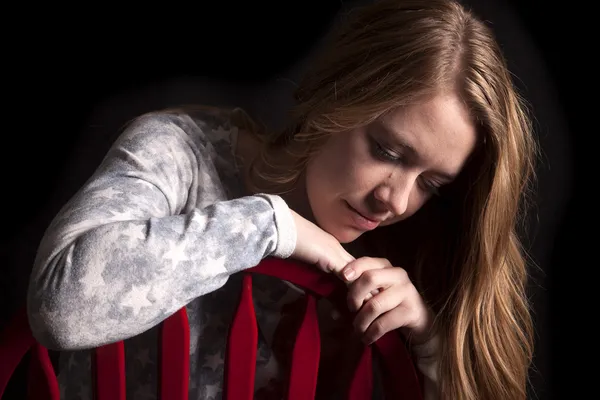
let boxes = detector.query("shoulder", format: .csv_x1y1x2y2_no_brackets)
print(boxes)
115,106,243,159
125,107,232,142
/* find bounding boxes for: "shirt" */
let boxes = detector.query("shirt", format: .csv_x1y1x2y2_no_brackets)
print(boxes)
27,107,439,400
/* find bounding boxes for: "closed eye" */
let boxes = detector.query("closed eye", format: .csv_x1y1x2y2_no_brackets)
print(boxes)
371,138,402,162
419,179,441,196
371,137,443,196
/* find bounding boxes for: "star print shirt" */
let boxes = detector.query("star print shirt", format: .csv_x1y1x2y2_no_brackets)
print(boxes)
27,107,440,400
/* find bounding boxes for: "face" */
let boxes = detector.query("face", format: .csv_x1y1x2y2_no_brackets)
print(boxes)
305,93,478,243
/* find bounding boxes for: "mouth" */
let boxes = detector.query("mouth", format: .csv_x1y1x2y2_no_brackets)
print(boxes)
344,201,384,230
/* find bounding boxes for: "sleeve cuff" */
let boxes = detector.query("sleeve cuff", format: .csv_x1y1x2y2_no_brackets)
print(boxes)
411,333,441,387
257,194,297,259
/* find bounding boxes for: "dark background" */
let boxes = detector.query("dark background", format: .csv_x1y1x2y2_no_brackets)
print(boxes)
1,0,585,398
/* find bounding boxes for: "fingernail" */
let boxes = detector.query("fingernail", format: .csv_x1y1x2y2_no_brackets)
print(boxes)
343,268,355,281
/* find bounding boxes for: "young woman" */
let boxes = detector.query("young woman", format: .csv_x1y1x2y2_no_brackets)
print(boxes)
27,0,538,398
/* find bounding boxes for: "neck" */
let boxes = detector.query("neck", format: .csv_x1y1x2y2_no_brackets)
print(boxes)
279,171,316,223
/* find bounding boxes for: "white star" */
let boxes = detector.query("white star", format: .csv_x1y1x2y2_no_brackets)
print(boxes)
199,255,227,279
190,213,208,229
162,241,188,268
204,383,221,399
121,223,146,248
121,284,153,315
230,217,258,240
147,279,171,304
79,265,106,298
204,352,223,371
90,187,121,200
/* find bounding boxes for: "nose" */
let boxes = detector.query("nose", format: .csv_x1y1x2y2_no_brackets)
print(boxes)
373,176,414,217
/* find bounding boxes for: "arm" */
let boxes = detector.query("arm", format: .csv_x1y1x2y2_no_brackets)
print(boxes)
27,113,296,350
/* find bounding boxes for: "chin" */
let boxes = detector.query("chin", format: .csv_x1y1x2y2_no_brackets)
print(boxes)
314,209,363,244
325,225,363,244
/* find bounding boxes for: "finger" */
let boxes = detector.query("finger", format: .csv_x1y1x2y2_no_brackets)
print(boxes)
324,251,354,274
353,287,405,334
347,268,407,312
329,248,356,275
341,250,356,265
362,289,379,303
341,257,393,282
361,305,414,345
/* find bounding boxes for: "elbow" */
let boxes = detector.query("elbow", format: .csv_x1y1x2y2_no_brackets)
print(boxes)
26,300,85,351
26,286,95,351
27,247,94,350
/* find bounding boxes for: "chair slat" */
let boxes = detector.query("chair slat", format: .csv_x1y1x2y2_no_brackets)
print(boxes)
0,307,35,398
224,274,258,400
375,332,423,400
160,308,190,400
347,345,373,400
287,294,320,400
27,344,60,400
1,258,423,400
94,341,126,400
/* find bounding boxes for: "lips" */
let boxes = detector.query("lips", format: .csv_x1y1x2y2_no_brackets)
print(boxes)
344,201,384,230
346,202,383,222
356,209,383,223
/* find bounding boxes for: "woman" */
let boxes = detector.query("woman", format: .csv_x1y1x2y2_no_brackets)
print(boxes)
27,0,538,398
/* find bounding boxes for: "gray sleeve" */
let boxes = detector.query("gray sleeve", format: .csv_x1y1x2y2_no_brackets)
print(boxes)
26,113,296,350
411,334,441,400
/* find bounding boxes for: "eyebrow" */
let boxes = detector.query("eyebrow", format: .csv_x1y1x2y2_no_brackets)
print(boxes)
375,120,458,181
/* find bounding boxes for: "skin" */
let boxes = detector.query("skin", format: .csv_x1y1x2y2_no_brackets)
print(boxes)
239,92,477,344
305,93,477,343
304,93,477,244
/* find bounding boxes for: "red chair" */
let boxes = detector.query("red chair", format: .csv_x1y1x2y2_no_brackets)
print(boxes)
0,257,423,400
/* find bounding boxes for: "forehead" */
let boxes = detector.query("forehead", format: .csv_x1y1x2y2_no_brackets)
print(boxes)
379,94,477,173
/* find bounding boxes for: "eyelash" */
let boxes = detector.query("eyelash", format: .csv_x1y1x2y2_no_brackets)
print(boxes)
371,139,441,196
373,140,402,162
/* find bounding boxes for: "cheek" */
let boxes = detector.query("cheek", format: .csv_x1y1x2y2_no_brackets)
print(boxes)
307,136,361,191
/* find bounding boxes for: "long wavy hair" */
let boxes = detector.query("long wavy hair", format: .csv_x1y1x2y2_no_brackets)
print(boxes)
240,0,539,398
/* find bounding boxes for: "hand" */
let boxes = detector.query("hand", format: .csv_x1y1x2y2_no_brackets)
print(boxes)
341,257,434,345
290,209,355,274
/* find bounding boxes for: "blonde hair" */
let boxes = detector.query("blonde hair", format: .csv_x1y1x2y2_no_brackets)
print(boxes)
245,0,538,398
